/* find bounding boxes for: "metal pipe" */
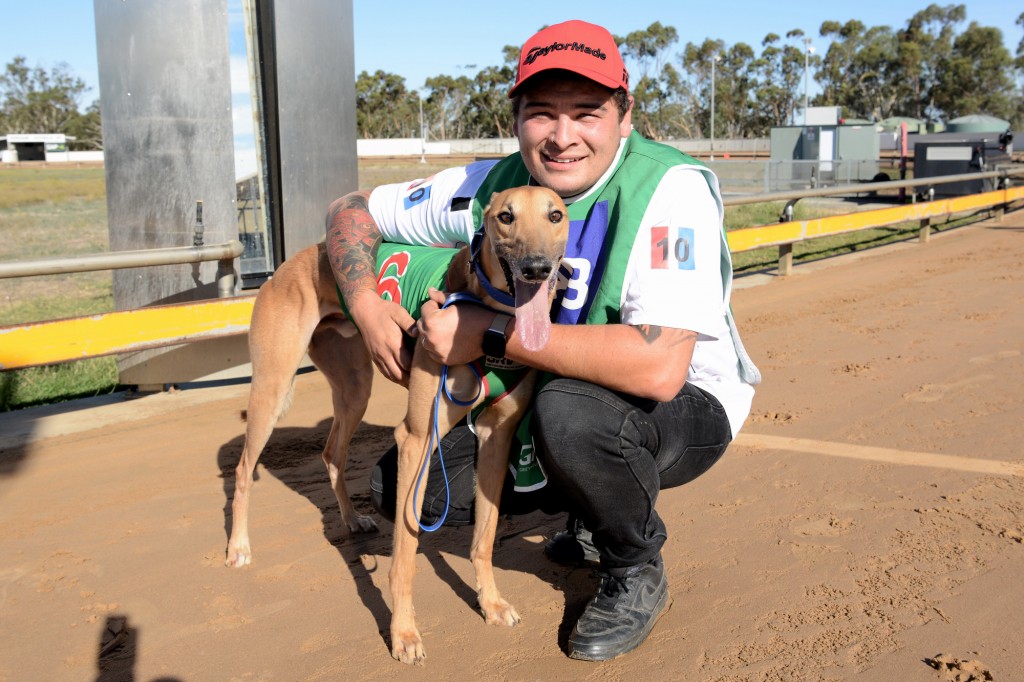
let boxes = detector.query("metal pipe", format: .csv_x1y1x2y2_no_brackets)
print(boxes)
803,37,813,124
0,240,244,280
216,257,237,298
710,54,716,162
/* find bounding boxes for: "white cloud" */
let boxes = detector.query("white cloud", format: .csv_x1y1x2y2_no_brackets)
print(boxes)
230,54,252,97
234,143,258,181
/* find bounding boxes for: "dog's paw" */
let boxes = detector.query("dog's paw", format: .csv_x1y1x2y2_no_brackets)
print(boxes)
225,544,252,568
350,515,378,534
390,628,426,665
480,597,521,627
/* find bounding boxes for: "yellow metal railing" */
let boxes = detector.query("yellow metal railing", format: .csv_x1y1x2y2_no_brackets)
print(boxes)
1,183,1021,372
0,296,255,370
727,185,1024,275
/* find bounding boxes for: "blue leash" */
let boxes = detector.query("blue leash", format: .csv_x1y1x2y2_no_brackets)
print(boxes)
412,292,489,532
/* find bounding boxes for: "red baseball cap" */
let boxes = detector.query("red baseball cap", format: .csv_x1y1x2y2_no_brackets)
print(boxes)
508,20,629,98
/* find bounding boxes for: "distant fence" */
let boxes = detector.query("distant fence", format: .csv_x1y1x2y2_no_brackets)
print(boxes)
0,138,772,164
765,159,885,192
2,169,1021,372
356,137,771,158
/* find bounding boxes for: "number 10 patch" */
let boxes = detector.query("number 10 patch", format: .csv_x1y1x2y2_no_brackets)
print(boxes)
651,226,695,270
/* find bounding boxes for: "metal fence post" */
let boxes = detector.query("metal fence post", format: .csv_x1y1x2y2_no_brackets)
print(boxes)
217,258,237,298
778,243,794,276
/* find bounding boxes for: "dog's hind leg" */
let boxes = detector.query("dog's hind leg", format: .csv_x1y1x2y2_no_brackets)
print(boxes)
307,324,377,536
226,283,322,568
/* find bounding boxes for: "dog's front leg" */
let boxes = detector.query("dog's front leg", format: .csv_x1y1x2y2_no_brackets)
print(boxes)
469,376,536,627
389,357,476,664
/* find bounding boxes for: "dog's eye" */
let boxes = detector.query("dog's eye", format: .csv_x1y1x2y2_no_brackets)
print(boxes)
549,210,563,223
498,211,514,225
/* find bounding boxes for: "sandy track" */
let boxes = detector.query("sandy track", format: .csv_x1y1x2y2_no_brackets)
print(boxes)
1,212,1022,681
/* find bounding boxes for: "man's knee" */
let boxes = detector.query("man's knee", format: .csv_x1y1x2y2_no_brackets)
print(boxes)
534,378,640,471
535,378,601,447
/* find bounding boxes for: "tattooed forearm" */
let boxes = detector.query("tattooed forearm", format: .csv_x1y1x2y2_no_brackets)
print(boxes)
631,325,698,347
325,191,381,302
633,324,663,344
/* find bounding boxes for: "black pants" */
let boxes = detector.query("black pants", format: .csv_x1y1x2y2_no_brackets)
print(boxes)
370,377,732,568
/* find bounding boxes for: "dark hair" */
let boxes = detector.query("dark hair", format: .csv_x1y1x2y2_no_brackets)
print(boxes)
510,70,631,121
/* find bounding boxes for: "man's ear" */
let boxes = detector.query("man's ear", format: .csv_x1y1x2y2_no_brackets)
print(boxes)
620,95,635,137
512,119,519,137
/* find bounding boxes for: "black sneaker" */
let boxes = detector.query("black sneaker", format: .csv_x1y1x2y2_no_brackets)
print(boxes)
568,554,670,661
544,516,599,566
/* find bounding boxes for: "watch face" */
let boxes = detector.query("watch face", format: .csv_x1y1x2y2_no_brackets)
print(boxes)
483,315,510,359
483,328,506,359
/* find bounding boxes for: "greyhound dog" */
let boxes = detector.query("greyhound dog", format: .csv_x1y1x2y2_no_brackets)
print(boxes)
226,185,569,664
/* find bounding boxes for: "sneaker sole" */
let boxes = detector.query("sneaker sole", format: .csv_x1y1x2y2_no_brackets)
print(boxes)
567,589,671,661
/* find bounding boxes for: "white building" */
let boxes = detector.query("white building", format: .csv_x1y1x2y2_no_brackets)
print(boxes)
0,133,104,163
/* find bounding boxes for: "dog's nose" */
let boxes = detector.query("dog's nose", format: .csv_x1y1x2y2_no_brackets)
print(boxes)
520,257,552,282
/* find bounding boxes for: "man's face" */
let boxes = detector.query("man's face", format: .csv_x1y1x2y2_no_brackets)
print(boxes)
513,78,632,198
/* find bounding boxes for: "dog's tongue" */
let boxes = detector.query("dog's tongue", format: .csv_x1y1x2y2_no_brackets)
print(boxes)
515,279,551,352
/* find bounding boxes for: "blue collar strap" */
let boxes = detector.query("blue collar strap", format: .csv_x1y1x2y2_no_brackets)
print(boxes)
470,231,515,308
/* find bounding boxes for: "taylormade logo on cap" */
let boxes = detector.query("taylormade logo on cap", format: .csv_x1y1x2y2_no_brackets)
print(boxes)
509,20,629,97
524,41,608,65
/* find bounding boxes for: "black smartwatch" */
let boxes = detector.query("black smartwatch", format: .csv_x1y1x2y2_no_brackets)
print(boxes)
482,313,513,359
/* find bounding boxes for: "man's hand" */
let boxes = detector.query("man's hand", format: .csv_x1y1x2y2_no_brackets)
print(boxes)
416,288,494,366
349,292,418,386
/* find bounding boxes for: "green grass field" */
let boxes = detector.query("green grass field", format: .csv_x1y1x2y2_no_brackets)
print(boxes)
0,167,118,411
0,162,988,412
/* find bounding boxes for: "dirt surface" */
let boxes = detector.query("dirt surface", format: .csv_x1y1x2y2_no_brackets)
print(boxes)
2,212,1022,681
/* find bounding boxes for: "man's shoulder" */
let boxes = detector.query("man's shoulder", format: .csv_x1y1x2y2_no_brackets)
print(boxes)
624,132,706,171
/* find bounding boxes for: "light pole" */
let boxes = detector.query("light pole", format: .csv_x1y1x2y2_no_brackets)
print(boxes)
802,37,814,125
417,91,426,164
710,54,720,161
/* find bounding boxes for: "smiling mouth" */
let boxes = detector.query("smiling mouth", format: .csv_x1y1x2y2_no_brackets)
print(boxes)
543,153,582,165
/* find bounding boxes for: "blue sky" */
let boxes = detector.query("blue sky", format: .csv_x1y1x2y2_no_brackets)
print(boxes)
4,1,1020,108
3,1,1020,178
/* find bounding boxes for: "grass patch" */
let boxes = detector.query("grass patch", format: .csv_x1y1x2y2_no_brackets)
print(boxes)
1,167,116,411
357,158,463,190
0,167,106,209
723,200,843,231
0,359,119,411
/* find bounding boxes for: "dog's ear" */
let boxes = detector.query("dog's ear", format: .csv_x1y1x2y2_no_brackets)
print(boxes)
483,191,501,214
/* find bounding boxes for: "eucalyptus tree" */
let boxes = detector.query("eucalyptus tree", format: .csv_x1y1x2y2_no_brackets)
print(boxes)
618,22,680,139
816,20,899,120
423,74,474,140
466,64,516,138
755,32,806,130
894,4,966,120
932,22,1016,120
355,69,415,138
0,56,100,148
680,38,725,139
